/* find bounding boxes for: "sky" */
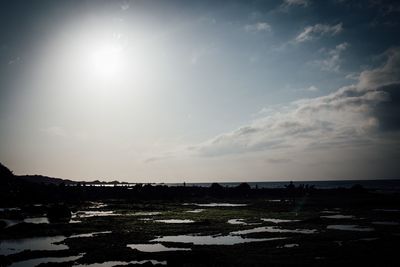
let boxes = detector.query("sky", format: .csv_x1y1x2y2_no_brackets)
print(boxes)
0,0,400,182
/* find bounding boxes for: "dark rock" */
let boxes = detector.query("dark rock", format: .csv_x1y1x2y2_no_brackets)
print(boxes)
47,204,71,223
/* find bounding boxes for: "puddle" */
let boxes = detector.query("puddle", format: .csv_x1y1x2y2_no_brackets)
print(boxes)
24,217,50,224
128,243,191,252
185,209,204,213
10,254,84,267
88,202,108,209
261,218,299,224
0,219,21,228
139,218,153,221
69,231,112,238
372,221,400,226
227,219,260,226
231,226,317,235
183,203,247,207
278,243,299,248
320,215,355,219
74,260,167,266
227,219,248,225
0,236,68,256
131,212,162,216
327,225,374,232
0,231,112,256
73,211,118,218
155,219,195,224
152,234,286,245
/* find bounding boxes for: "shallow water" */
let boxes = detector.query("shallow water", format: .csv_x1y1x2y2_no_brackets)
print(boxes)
227,219,248,225
131,212,162,216
227,219,260,226
185,209,204,213
74,260,167,266
73,211,117,218
278,243,299,248
88,202,108,209
69,231,112,238
152,234,286,245
0,219,21,228
0,236,68,256
320,214,355,219
320,210,341,214
261,218,299,223
128,243,191,252
10,254,84,267
327,225,374,232
184,203,247,207
231,226,317,235
155,219,195,224
24,217,50,224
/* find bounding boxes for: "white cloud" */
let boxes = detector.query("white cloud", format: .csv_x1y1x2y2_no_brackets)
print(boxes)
191,47,400,157
280,0,309,11
313,42,349,72
306,85,319,92
283,0,309,7
120,1,130,11
244,22,272,33
295,23,343,43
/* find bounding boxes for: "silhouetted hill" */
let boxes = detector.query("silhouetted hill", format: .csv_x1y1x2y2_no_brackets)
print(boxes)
18,175,76,185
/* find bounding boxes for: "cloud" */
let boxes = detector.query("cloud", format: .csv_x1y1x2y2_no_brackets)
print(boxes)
244,22,272,33
306,85,319,92
312,42,349,72
8,56,20,65
191,47,400,157
282,0,309,7
295,23,343,43
120,1,130,11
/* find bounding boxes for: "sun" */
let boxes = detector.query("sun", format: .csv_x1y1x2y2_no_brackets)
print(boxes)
87,42,124,80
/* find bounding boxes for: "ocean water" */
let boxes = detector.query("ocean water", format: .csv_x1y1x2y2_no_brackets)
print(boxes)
166,179,400,192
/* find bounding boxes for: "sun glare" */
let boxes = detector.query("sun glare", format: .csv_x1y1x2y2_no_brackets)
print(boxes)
88,42,123,79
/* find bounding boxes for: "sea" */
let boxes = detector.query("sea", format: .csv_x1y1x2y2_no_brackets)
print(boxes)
166,179,400,193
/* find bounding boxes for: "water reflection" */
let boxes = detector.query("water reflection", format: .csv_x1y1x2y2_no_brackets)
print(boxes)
183,203,247,207
128,243,191,252
152,234,286,245
9,254,84,267
320,215,355,219
0,236,67,256
327,225,374,232
227,219,260,225
73,260,167,266
185,209,204,213
24,217,49,224
231,226,317,235
155,219,194,224
261,218,299,223
73,211,118,218
277,243,299,248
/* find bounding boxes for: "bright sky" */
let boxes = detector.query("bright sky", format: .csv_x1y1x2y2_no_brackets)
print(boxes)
0,0,399,182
